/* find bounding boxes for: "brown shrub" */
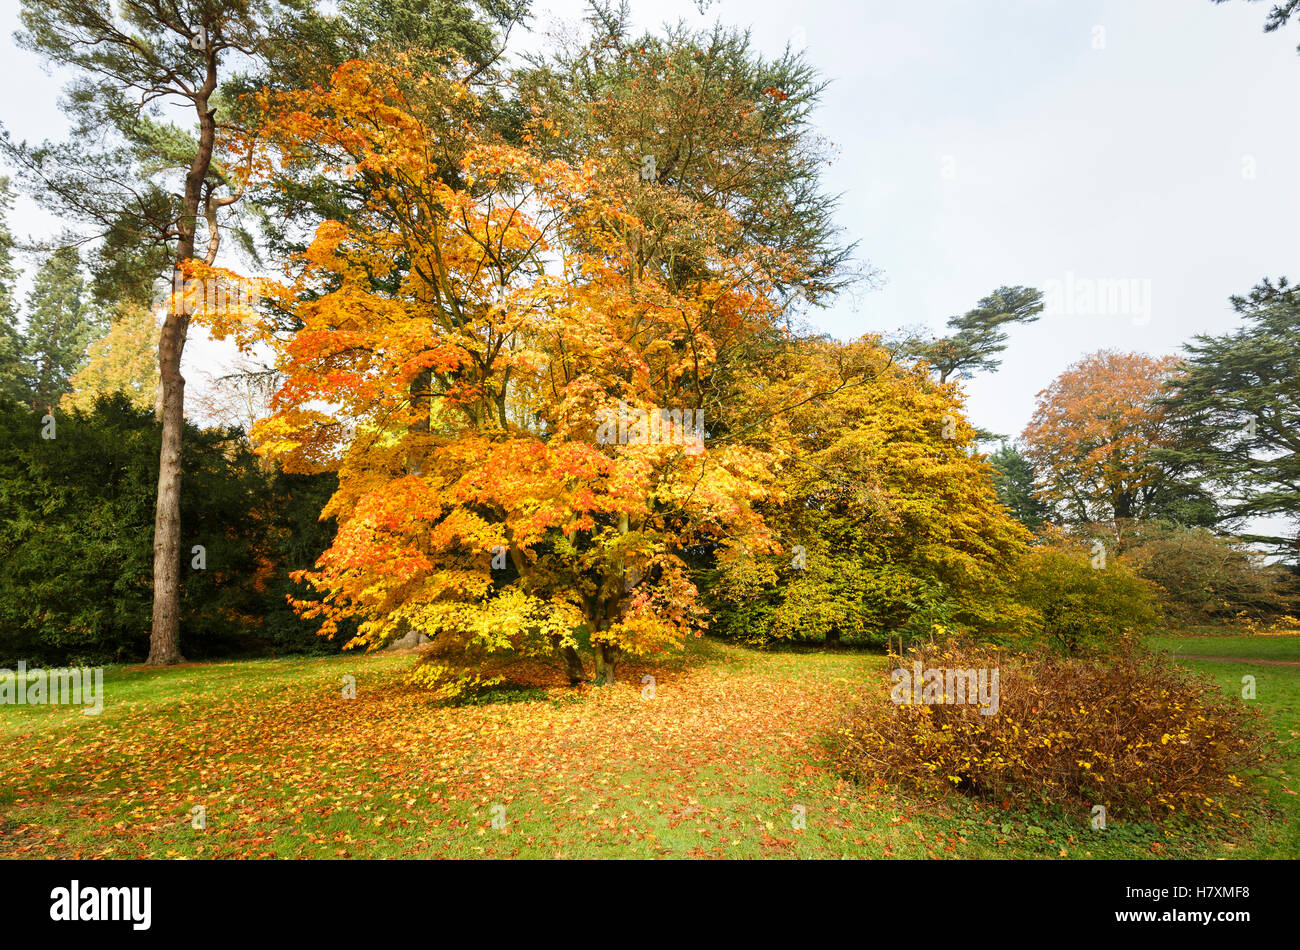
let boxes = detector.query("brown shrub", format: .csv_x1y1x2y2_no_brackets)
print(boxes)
835,639,1265,821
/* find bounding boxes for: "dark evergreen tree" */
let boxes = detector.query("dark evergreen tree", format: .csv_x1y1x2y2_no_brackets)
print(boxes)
18,247,104,409
989,442,1052,531
1162,277,1300,566
0,393,344,665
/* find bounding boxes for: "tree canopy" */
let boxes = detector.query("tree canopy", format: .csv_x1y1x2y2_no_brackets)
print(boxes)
1163,277,1300,564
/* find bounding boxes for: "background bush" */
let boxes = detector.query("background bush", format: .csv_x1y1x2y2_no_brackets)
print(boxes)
1121,522,1296,624
1010,540,1161,654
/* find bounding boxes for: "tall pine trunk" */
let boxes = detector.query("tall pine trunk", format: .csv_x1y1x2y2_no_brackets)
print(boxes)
147,60,218,666
146,309,188,665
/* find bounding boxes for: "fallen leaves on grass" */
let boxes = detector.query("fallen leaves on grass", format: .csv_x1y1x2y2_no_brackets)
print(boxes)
0,645,891,859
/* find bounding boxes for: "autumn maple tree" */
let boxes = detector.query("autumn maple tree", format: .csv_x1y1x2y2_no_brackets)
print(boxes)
199,54,834,689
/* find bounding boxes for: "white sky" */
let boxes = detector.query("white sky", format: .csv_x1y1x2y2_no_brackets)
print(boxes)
2,0,1298,448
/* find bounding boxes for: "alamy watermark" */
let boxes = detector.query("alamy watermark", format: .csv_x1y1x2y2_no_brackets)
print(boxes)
1042,272,1151,326
50,880,150,930
595,401,705,455
889,662,1000,716
151,271,260,318
0,661,103,715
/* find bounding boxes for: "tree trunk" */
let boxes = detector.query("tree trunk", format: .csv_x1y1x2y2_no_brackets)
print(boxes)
591,513,631,687
411,368,431,431
406,368,431,474
553,635,586,684
147,307,187,665
594,642,619,686
825,628,841,649
147,56,218,666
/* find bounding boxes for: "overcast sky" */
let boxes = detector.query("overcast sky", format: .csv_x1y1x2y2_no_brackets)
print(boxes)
2,0,1298,444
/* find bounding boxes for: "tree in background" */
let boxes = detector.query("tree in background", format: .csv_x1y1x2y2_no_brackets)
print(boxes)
1021,350,1217,535
190,356,277,436
705,335,1031,649
988,442,1052,531
4,0,317,665
896,286,1044,384
1162,277,1300,566
17,247,105,409
514,6,862,327
1122,522,1293,623
0,177,23,403
62,302,161,414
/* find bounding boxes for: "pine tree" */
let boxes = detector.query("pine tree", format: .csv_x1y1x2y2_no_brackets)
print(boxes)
1163,277,1300,565
897,286,1044,384
0,177,24,403
18,247,103,409
4,0,315,665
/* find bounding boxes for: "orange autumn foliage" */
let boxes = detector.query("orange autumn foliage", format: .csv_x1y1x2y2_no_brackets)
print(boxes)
207,60,801,686
1020,350,1190,528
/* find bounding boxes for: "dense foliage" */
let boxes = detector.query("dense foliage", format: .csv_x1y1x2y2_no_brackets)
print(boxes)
1009,538,1161,655
1122,522,1297,624
704,336,1030,648
0,395,340,664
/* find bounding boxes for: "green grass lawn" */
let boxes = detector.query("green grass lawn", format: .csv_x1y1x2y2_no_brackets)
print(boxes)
1148,632,1300,662
2,631,1296,859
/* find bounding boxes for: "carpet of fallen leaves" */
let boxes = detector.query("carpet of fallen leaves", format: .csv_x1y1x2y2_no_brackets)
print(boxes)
1,641,953,859
5,638,1292,859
